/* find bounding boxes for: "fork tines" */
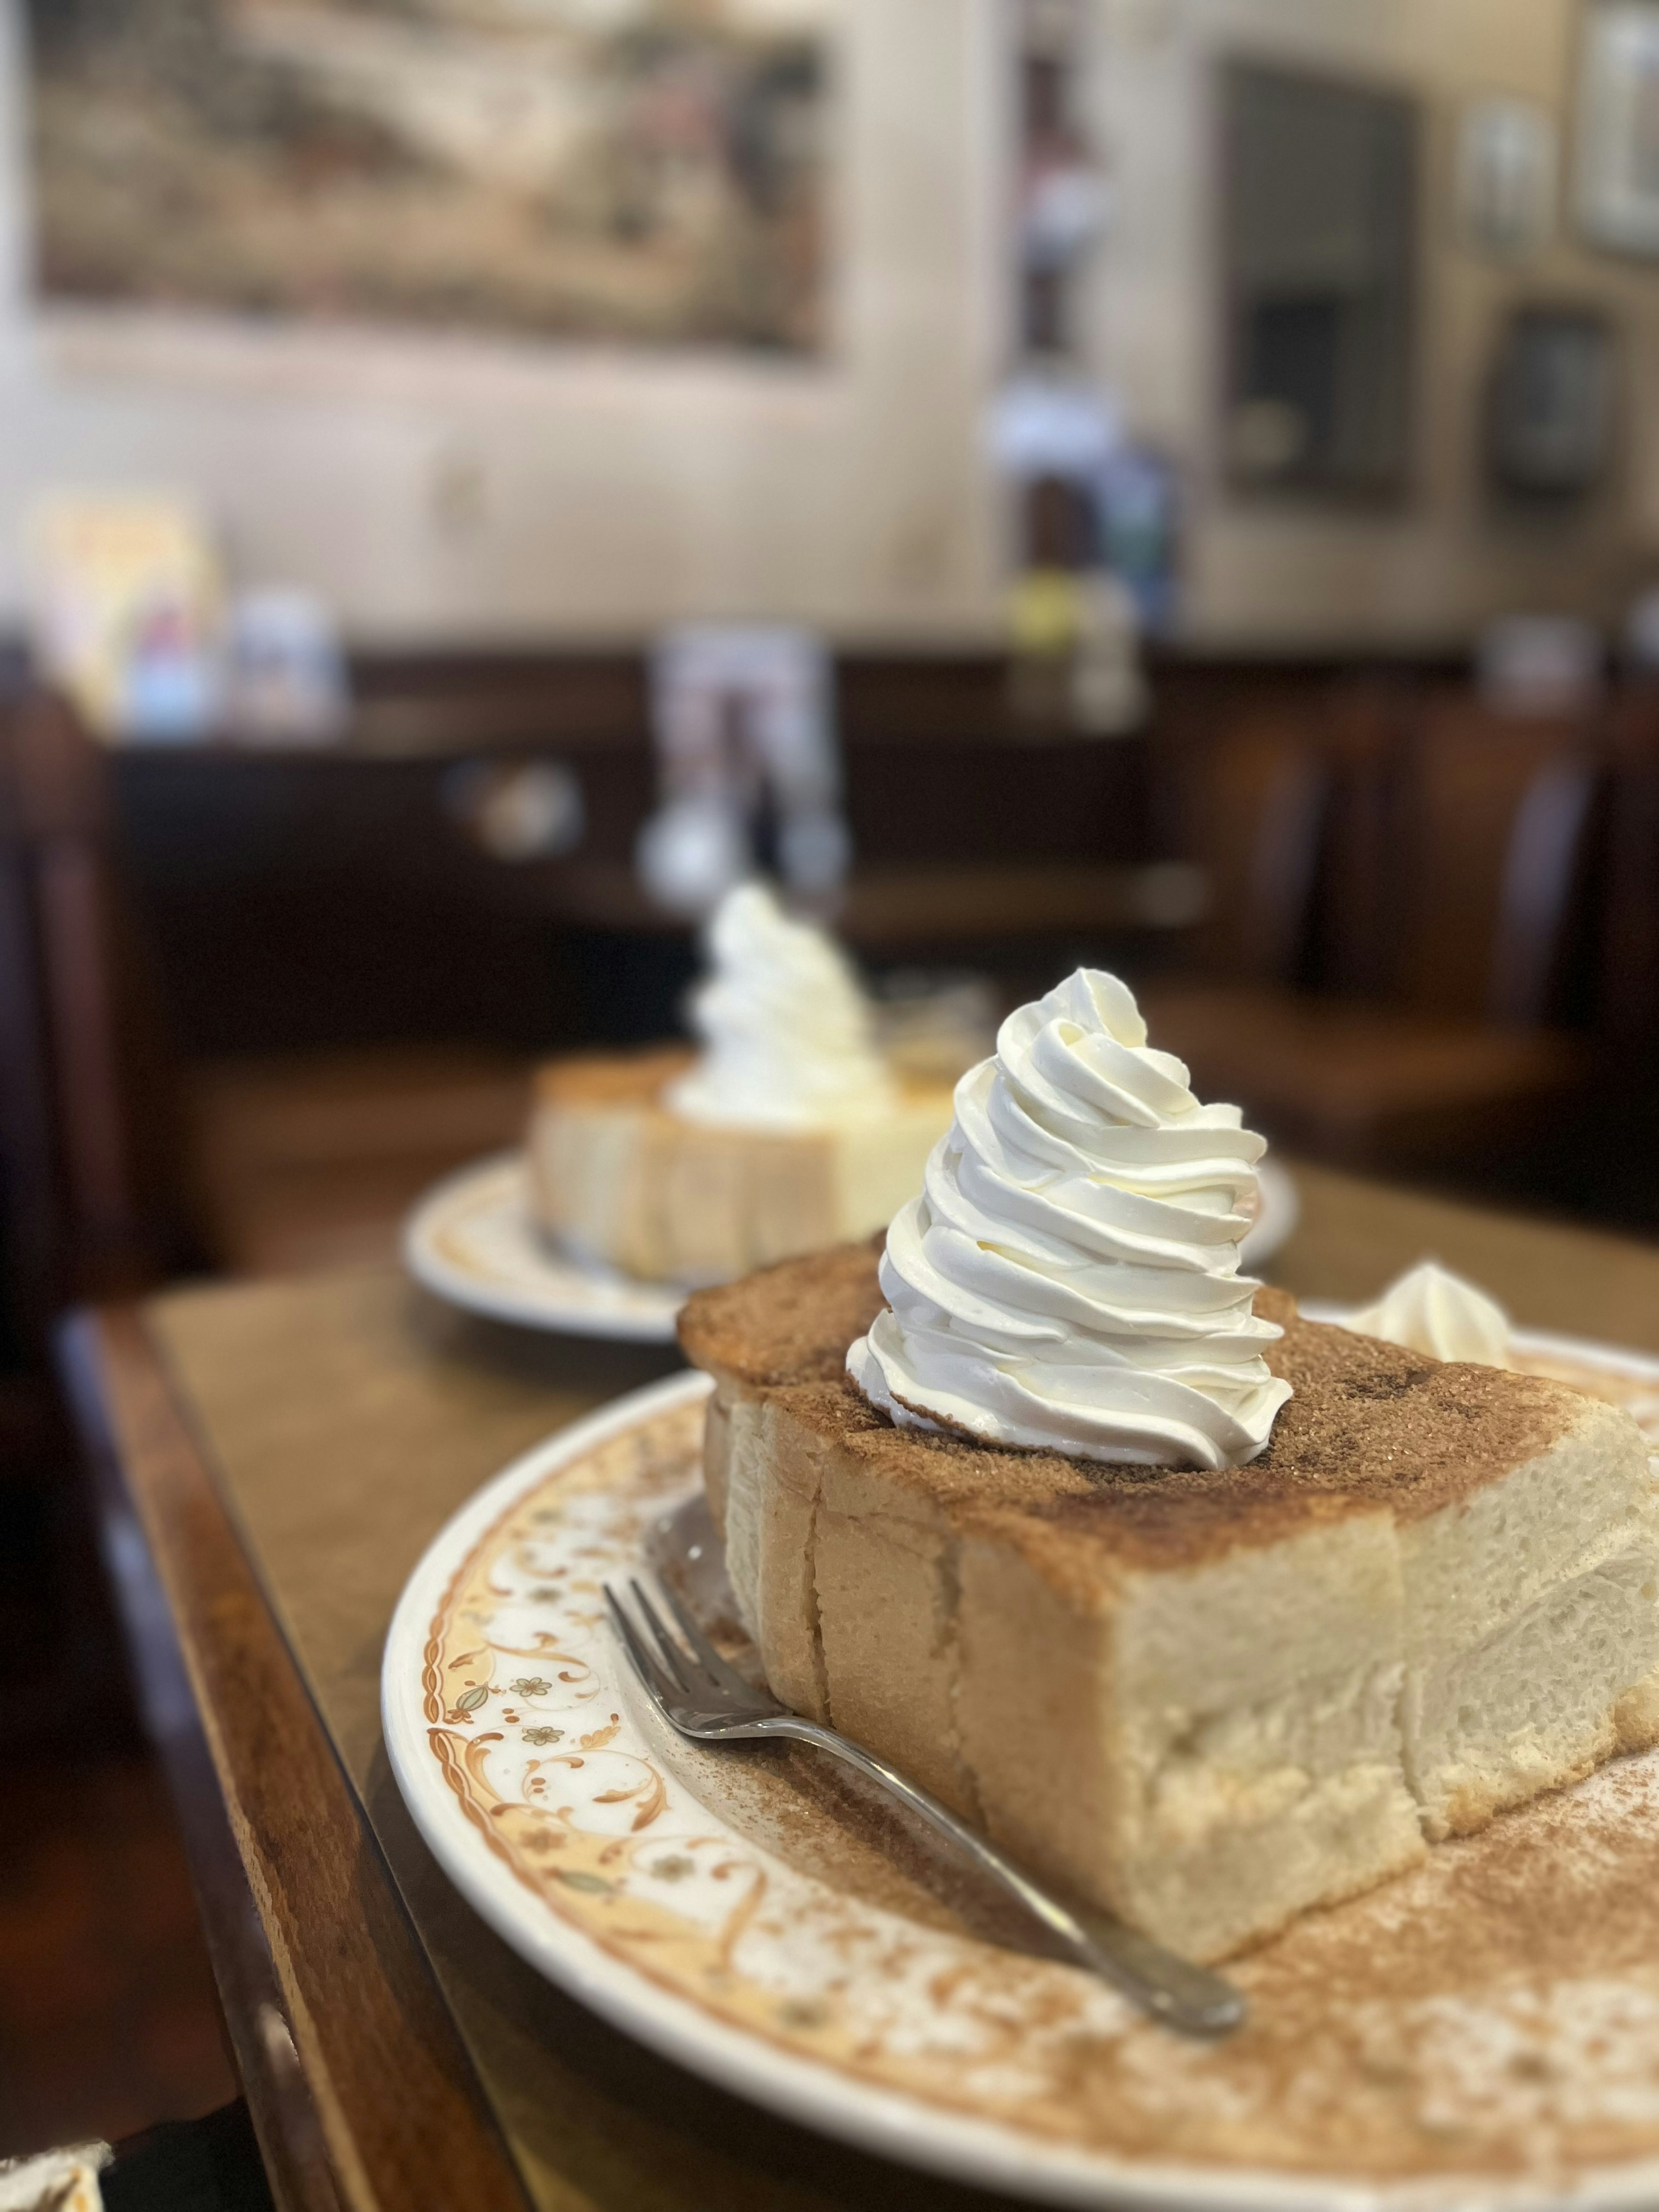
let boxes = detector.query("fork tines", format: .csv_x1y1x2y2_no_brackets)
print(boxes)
604,1577,763,1715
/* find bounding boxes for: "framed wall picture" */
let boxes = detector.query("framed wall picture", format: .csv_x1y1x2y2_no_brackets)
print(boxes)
1220,60,1418,500
23,0,830,353
1575,0,1659,257
1485,305,1615,501
1457,96,1557,260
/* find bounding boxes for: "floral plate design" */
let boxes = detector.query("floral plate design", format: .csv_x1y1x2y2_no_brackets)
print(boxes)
402,1152,682,1341
384,1338,1659,2211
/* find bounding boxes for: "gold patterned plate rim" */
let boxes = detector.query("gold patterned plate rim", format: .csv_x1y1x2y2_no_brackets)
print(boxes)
383,1335,1659,2212
401,1150,682,1341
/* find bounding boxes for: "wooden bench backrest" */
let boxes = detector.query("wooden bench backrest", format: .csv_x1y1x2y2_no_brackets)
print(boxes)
0,691,184,1340
1401,690,1602,1027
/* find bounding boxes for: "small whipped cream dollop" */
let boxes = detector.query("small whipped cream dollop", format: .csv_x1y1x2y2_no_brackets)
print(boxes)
1340,1261,1513,1367
665,882,897,1132
846,968,1293,1469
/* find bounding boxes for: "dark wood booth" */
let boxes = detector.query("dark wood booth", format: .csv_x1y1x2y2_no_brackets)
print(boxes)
6,644,1659,1758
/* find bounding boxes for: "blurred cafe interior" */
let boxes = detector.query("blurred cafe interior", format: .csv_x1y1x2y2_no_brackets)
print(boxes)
7,0,1659,2204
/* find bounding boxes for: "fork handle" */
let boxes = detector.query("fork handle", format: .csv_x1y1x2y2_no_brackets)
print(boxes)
758,1714,1245,2037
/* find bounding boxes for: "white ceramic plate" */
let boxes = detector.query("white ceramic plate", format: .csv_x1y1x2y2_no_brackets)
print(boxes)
385,1335,1659,2210
1240,1158,1298,1269
404,1150,1300,1345
402,1152,683,1341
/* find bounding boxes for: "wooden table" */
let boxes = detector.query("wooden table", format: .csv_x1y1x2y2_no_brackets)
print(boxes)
58,1164,1659,2212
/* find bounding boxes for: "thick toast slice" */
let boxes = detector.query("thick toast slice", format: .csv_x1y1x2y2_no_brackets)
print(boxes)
680,1243,1659,1960
528,1055,950,1286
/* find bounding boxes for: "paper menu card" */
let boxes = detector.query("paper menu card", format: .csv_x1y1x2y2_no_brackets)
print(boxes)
27,495,225,740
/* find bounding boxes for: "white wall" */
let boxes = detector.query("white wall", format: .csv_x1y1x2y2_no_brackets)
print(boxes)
0,0,1008,646
6,0,1656,652
1086,0,1659,649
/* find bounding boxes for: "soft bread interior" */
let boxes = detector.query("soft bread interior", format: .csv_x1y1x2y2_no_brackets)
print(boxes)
959,1507,1425,1961
1399,1399,1659,1835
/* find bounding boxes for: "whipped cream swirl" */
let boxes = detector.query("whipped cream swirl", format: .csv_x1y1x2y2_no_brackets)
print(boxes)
1341,1261,1513,1367
846,968,1292,1468
666,881,897,1132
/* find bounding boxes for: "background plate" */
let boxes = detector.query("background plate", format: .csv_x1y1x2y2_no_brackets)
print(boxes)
402,1151,683,1341
403,1151,1301,1342
1241,1157,1298,1269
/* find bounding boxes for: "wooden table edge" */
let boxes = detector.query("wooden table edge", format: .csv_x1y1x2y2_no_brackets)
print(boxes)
57,1302,535,2212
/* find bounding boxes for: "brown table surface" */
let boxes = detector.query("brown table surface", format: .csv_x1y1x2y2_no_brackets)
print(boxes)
60,1163,1659,2212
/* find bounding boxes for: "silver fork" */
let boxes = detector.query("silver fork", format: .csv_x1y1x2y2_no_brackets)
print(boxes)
605,1577,1245,2037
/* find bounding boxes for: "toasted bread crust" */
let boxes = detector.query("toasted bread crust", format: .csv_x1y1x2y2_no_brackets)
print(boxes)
534,1046,693,1108
682,1241,1585,1560
677,1236,887,1388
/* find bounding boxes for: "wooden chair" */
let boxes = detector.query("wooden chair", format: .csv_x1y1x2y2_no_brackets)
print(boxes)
1141,687,1601,1169
1601,683,1659,1072
0,690,532,1289
188,1044,531,1275
0,686,186,1749
1396,692,1602,1025
1156,690,1338,989
0,689,190,1331
1137,677,1396,1025
0,689,540,1754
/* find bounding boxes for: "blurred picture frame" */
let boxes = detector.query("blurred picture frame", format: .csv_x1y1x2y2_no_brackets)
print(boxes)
1220,60,1418,502
1575,0,1659,257
1484,304,1615,502
1457,96,1556,260
24,0,830,357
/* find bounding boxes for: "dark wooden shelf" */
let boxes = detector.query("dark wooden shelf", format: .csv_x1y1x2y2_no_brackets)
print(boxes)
0,1371,70,1482
540,859,1202,947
